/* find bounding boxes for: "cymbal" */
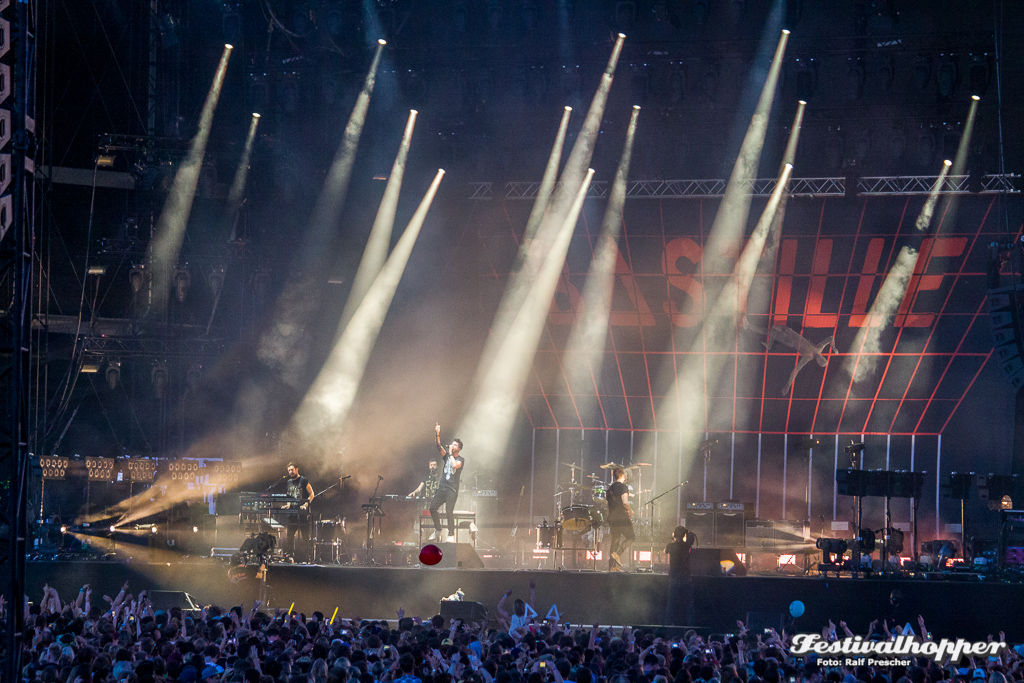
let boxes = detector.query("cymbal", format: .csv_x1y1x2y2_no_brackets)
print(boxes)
586,474,602,480
633,462,653,467
599,462,626,470
563,463,584,470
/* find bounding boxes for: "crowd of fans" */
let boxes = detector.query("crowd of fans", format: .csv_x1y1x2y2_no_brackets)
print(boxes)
12,581,1024,683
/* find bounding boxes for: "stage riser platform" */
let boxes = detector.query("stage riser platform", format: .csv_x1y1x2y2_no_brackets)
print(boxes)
28,562,1024,640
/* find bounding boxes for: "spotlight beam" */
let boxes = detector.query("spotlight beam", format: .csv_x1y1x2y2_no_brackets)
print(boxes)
149,44,233,309
523,106,573,244
841,161,952,386
225,114,261,242
481,35,623,376
703,29,789,280
746,102,806,326
306,42,385,258
295,170,445,439
342,109,419,325
562,107,640,424
458,170,595,469
637,160,794,471
723,163,794,323
237,41,383,422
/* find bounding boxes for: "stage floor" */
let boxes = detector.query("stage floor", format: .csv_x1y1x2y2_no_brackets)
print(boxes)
27,559,1024,640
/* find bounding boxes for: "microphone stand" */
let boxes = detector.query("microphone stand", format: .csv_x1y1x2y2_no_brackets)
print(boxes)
311,477,349,564
645,481,688,572
264,477,287,492
363,476,384,566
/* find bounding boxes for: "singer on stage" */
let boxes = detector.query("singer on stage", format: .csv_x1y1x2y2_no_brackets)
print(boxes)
284,462,315,562
428,423,464,542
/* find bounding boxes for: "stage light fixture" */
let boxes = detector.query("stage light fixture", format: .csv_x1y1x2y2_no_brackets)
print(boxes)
151,362,169,400
937,54,958,99
127,458,158,482
225,43,233,50
80,361,101,374
795,58,816,101
968,54,989,98
109,525,116,533
856,527,875,552
252,112,261,118
815,537,848,564
151,525,158,534
39,456,69,480
378,38,386,45
95,155,115,168
192,526,199,533
944,158,952,166
886,527,904,554
86,457,115,482
60,526,67,534
106,360,120,390
782,29,790,35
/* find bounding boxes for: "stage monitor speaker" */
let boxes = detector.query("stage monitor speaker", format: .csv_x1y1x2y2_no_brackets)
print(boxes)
685,511,715,548
149,590,200,611
433,542,485,569
746,611,784,633
440,600,488,623
691,548,747,576
715,511,745,548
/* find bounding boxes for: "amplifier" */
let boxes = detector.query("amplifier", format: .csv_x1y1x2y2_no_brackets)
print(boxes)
715,510,745,548
717,502,745,511
686,502,714,510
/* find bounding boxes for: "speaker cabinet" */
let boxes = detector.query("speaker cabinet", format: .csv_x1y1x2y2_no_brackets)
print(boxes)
690,548,747,576
440,600,489,622
715,511,745,548
684,511,715,548
431,542,485,569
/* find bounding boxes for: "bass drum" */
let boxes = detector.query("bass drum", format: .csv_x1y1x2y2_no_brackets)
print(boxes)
560,505,592,532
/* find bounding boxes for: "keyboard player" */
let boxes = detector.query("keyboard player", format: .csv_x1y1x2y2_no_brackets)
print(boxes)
284,462,314,562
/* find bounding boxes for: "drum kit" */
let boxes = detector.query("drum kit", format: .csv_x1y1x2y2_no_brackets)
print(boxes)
537,461,653,557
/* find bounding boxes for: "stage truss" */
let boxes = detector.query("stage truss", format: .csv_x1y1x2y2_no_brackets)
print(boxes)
469,174,1020,200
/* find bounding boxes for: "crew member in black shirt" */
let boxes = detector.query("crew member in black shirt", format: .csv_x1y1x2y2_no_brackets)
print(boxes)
284,462,315,562
665,525,695,624
605,467,635,571
429,423,464,542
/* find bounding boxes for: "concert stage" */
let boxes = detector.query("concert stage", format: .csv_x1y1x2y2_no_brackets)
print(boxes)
28,560,1024,641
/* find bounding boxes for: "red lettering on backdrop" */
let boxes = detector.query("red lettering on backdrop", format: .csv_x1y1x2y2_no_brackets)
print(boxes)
803,239,838,327
610,247,656,326
893,237,968,327
662,237,704,327
849,238,886,328
772,239,798,326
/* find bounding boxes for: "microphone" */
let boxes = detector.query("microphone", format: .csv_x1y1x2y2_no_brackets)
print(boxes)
378,475,384,480
340,475,352,481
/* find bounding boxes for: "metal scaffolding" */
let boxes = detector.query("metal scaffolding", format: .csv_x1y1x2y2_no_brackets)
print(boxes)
468,173,1020,200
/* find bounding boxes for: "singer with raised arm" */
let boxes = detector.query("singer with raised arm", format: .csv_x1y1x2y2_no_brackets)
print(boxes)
284,462,315,562
428,423,464,542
